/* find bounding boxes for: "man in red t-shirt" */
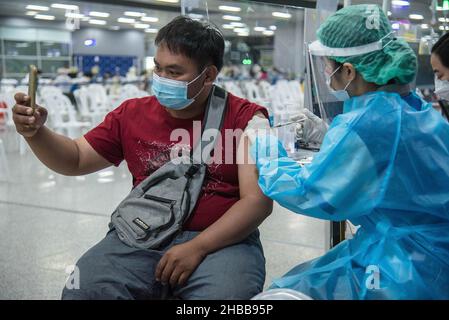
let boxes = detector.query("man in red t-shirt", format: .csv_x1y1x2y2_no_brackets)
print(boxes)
12,16,272,300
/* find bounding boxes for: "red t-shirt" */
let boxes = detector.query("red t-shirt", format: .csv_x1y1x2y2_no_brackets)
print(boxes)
84,92,268,231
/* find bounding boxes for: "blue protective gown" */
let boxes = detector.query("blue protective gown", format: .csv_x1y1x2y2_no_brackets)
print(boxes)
251,91,449,300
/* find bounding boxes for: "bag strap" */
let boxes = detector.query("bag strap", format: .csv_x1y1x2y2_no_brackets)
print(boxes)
191,85,228,164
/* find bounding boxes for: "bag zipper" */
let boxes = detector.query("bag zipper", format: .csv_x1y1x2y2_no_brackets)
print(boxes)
144,194,176,205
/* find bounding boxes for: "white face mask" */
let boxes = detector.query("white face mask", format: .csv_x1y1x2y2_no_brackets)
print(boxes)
326,65,353,102
435,76,449,100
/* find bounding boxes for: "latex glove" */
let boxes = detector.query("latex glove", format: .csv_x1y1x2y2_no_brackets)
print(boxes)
291,109,328,145
244,115,271,145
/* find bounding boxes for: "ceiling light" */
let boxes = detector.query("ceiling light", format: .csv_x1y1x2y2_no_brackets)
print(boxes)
219,5,241,12
272,12,292,19
89,19,107,25
237,32,249,37
35,14,55,20
223,15,242,21
141,16,159,23
263,30,275,36
421,24,429,29
89,11,110,18
26,5,49,11
439,25,449,30
222,24,234,29
84,39,96,46
270,25,277,30
254,26,266,32
188,13,203,20
387,11,392,16
438,17,449,22
409,14,424,20
135,23,150,29
234,27,249,33
109,26,120,31
391,1,410,6
391,22,400,30
230,22,245,27
125,11,145,17
26,11,38,16
145,28,158,33
51,3,79,10
118,17,136,24
65,12,84,19
155,0,179,3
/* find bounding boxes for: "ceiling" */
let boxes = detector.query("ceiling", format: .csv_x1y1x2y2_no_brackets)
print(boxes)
0,0,306,37
0,0,447,37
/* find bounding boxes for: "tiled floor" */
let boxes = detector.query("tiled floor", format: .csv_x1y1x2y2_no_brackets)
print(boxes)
0,127,326,299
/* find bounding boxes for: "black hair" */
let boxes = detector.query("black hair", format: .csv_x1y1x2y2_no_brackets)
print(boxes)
155,16,225,73
432,32,449,69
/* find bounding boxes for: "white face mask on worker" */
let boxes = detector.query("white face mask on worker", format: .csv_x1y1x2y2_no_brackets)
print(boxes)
326,66,352,102
435,76,449,100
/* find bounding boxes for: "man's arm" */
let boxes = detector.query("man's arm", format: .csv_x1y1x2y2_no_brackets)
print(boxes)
27,129,112,176
13,92,112,176
188,135,273,252
155,118,273,287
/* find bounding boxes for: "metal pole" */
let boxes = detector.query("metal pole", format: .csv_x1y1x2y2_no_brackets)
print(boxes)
383,0,390,15
344,0,352,7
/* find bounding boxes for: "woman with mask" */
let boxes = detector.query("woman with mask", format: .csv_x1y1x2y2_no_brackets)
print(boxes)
431,32,449,119
431,32,449,100
248,5,449,299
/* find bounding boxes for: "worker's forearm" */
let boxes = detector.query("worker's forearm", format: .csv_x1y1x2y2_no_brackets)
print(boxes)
24,126,80,175
190,196,272,254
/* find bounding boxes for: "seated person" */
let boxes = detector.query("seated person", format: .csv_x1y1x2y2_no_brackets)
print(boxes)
12,16,273,300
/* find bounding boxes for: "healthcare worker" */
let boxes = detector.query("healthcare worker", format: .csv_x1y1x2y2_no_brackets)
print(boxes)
249,5,449,300
431,32,449,101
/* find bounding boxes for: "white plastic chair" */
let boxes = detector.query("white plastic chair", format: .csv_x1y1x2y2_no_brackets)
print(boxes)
87,84,110,113
0,93,14,127
41,93,91,139
288,80,304,108
74,87,105,127
242,81,271,107
40,85,63,97
1,78,18,87
122,84,140,98
258,81,272,100
0,138,9,181
0,91,29,155
222,81,245,99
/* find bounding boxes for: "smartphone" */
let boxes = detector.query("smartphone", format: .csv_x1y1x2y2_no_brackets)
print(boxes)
28,65,38,111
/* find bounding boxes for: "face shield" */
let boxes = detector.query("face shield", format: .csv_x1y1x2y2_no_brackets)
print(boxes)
306,31,395,124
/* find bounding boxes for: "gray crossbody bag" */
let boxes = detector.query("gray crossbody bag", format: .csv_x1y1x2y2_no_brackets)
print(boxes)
110,86,227,249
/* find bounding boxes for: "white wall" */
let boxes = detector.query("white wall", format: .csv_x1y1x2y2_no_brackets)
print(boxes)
71,28,145,59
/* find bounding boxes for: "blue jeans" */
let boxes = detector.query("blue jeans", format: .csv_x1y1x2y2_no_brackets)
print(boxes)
61,228,265,300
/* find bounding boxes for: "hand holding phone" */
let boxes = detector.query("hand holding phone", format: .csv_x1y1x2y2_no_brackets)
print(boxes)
12,66,48,138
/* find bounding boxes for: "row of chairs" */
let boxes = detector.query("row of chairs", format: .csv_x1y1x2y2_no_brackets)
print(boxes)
219,79,305,125
0,78,304,156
